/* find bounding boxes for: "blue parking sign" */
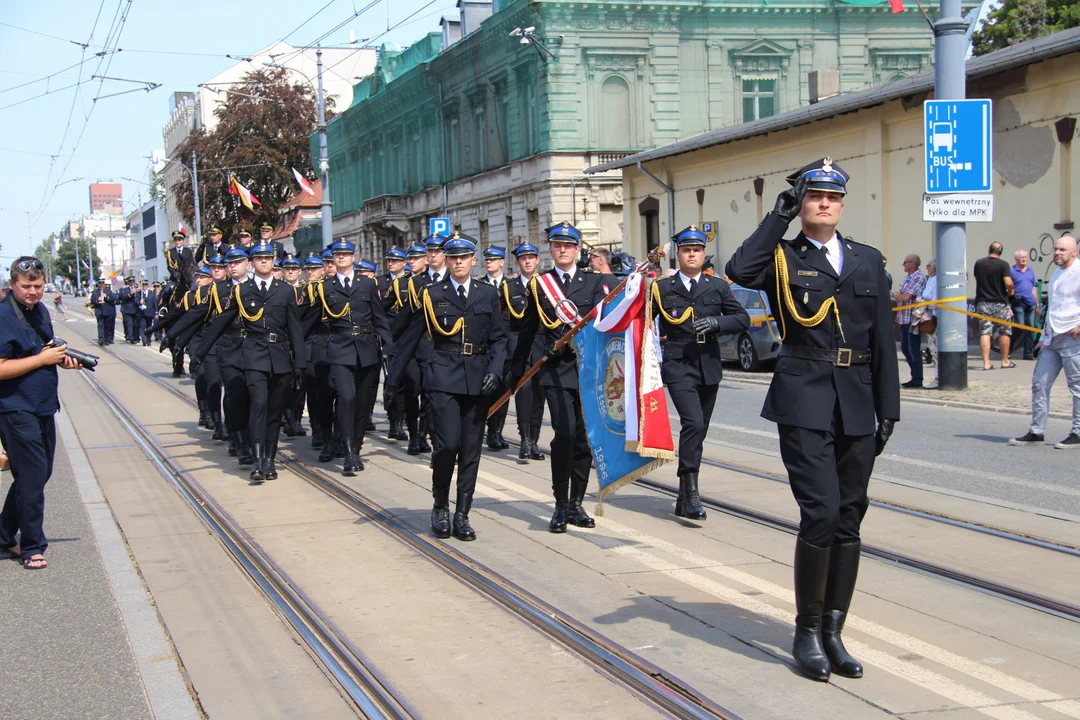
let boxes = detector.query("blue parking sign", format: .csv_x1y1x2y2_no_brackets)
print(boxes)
429,217,450,236
925,99,993,193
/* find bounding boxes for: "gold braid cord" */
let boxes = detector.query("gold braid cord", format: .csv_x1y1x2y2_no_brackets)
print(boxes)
233,283,265,322
208,283,224,318
422,287,465,337
529,276,563,330
408,277,423,311
502,279,526,320
391,277,405,311
773,245,844,342
650,280,694,325
166,250,178,271
317,281,350,319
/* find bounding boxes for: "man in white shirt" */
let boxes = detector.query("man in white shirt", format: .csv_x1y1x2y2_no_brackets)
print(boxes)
1011,235,1080,449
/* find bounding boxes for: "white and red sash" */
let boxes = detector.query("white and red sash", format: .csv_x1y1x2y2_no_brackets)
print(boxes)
536,271,581,324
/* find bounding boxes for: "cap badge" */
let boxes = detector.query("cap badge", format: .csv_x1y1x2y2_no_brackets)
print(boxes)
689,225,698,232
822,157,834,174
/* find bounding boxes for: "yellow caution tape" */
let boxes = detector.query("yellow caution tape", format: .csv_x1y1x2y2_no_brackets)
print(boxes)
892,296,1042,334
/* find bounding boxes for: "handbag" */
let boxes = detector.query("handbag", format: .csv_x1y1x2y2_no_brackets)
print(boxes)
918,316,937,334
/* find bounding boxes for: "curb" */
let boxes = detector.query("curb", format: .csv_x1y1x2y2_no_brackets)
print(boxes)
721,373,1071,422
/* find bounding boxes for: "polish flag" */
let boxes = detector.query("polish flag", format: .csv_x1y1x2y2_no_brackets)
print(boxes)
292,167,315,196
229,175,261,211
889,0,905,12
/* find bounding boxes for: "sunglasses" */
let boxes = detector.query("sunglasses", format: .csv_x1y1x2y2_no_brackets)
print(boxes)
15,259,45,272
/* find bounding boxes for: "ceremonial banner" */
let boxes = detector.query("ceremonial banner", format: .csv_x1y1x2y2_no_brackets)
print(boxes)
574,274,674,509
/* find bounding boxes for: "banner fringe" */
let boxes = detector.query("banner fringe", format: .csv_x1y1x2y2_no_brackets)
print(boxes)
597,457,669,504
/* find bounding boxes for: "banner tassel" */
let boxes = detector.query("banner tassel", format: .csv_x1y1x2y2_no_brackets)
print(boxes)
594,498,605,517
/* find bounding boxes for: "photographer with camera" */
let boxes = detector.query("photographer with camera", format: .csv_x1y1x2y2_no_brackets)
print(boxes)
0,257,86,570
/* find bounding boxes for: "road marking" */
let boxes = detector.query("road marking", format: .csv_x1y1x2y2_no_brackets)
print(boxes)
476,471,1080,718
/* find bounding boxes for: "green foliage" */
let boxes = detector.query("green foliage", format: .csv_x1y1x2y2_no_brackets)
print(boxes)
54,237,102,284
171,68,333,244
972,0,1080,55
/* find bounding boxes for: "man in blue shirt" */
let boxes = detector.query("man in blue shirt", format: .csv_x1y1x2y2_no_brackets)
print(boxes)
1011,249,1040,361
0,257,83,570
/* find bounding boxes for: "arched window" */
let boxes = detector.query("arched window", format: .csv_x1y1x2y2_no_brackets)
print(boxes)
601,75,632,149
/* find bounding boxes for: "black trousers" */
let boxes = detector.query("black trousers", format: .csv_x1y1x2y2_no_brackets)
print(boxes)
122,313,137,341
544,387,591,503
202,352,223,416
0,411,57,558
313,364,335,434
400,360,421,437
428,391,486,497
137,315,152,344
777,403,877,547
245,369,291,448
667,374,719,476
513,373,545,440
487,377,508,435
329,363,378,445
222,364,250,434
96,315,115,344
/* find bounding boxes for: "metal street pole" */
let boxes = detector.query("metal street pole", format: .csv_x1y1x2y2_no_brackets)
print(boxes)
75,239,82,291
191,149,202,245
317,46,333,250
934,0,970,390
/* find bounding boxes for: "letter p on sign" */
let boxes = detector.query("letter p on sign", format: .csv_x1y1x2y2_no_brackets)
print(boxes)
429,217,450,237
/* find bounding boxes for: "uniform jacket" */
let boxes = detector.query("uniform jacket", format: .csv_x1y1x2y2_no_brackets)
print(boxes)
118,285,139,315
167,284,215,349
495,274,532,368
193,240,227,267
389,279,507,396
511,267,615,390
318,273,393,368
391,271,444,359
378,272,410,319
725,212,900,434
301,279,331,366
197,277,305,374
88,288,117,318
653,274,750,386
165,246,195,284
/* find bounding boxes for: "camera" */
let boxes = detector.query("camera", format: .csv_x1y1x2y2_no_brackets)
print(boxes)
50,338,100,372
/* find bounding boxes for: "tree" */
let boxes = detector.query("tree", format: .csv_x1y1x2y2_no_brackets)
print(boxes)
54,237,102,286
171,68,333,244
972,0,1080,55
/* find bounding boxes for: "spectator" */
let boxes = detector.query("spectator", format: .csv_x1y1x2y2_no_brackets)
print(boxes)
892,254,927,388
589,247,613,275
52,288,69,321
974,242,1015,370
1010,236,1080,449
0,257,84,570
919,258,939,389
1011,249,1040,361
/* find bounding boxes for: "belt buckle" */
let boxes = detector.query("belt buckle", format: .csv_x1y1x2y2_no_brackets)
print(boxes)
836,348,852,367
268,332,278,343
695,332,707,344
239,329,248,339
461,342,474,356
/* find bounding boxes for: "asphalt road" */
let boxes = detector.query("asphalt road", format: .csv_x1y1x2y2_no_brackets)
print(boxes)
699,378,1080,519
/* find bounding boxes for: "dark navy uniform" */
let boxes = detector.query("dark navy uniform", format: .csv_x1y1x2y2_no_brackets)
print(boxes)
477,246,511,451
378,247,410,442
280,256,309,438
725,157,900,682
193,226,227,267
512,222,616,532
504,243,546,461
165,231,195,288
655,226,750,519
168,266,218,430
317,240,393,474
258,225,288,261
302,251,335,457
87,282,117,345
118,279,140,343
137,282,156,345
388,245,428,453
388,236,508,540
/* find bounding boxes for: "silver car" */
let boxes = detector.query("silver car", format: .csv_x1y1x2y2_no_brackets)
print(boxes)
719,285,782,371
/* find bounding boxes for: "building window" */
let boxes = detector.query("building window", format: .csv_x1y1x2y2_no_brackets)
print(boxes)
479,218,489,247
742,78,776,121
506,215,514,246
527,208,539,245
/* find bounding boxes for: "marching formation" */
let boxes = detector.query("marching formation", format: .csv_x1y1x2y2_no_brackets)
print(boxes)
128,158,898,683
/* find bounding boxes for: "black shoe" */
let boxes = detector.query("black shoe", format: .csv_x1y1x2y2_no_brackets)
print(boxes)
311,425,325,449
1056,433,1080,449
528,431,544,460
452,512,476,541
900,380,922,388
822,541,863,678
227,433,238,457
332,437,345,459
680,472,707,521
237,432,254,466
392,423,409,441
486,431,501,450
1008,431,1044,446
792,538,832,682
495,431,510,450
549,505,568,533
211,414,226,442
566,494,595,528
407,436,423,455
418,437,432,454
431,486,452,538
282,410,297,437
518,437,531,461
318,442,334,462
249,444,265,484
365,415,377,432
342,439,361,476
198,405,211,429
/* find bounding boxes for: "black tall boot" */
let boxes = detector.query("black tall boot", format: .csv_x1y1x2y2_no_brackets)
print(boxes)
365,413,377,431
290,408,307,437
211,412,226,441
264,440,279,481
681,472,707,521
452,492,476,541
431,486,451,539
792,537,832,682
822,541,864,678
198,400,210,429
529,425,544,460
282,409,297,437
518,427,531,461
674,474,688,517
342,438,362,476
566,481,595,528
311,423,325,449
249,443,265,483
237,431,253,466
486,429,502,450
228,431,238,457
549,482,569,533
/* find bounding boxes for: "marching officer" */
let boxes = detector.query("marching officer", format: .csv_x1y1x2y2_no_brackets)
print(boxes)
194,226,227,266
387,235,507,540
478,246,511,451
505,243,546,461
87,279,117,345
389,245,428,453
196,243,306,483
280,256,308,437
118,276,140,343
136,280,155,345
315,240,393,475
725,158,899,682
173,264,217,428
653,226,750,520
300,254,329,449
378,247,410,441
258,223,287,261
512,222,615,533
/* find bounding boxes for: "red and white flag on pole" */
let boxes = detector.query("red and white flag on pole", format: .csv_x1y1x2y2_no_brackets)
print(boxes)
229,175,261,211
888,0,905,12
292,167,315,196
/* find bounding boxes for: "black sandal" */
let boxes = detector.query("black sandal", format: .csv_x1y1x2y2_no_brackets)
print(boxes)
22,556,47,570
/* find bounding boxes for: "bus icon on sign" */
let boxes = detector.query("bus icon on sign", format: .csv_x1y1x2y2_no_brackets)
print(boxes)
932,122,954,152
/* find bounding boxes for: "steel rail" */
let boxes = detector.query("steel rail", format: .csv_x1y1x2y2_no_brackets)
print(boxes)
78,370,420,720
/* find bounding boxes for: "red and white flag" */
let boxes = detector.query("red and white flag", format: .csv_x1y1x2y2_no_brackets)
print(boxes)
229,175,261,211
888,0,905,12
292,167,315,196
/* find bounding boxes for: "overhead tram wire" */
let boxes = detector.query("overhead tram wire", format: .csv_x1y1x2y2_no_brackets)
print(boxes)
321,0,446,78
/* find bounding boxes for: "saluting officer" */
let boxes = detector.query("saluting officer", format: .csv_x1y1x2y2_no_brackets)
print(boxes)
653,226,750,520
258,223,287,261
505,243,546,462
316,240,394,475
512,222,615,533
378,248,411,441
477,246,511,451
87,279,117,346
725,158,899,682
387,235,507,540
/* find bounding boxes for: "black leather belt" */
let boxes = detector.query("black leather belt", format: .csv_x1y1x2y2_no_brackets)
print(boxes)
434,342,489,355
665,332,718,345
332,325,373,336
780,346,870,367
239,329,282,342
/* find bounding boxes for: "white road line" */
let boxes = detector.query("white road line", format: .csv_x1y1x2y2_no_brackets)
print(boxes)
476,471,1080,718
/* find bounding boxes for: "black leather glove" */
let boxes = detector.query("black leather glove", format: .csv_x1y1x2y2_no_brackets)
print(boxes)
692,316,721,335
875,419,895,457
481,372,500,396
293,368,304,389
773,175,809,223
544,345,565,362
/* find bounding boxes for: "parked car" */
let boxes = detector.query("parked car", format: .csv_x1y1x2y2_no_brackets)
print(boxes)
719,285,782,371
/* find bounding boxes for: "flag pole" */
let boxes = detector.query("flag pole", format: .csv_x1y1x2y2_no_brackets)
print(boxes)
487,249,663,419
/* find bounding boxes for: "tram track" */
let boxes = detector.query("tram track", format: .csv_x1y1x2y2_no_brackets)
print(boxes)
71,326,740,720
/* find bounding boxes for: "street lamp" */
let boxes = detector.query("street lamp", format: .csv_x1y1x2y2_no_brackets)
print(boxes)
159,155,202,246
265,47,333,250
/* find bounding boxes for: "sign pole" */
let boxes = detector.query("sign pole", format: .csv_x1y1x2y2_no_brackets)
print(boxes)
933,0,971,390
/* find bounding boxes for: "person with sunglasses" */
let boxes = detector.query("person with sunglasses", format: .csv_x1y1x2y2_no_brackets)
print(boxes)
0,257,84,570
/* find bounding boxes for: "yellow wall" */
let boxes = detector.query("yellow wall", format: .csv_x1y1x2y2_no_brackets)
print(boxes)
622,54,1080,284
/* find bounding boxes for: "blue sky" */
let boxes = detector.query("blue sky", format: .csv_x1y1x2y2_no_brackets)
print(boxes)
0,0,454,260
